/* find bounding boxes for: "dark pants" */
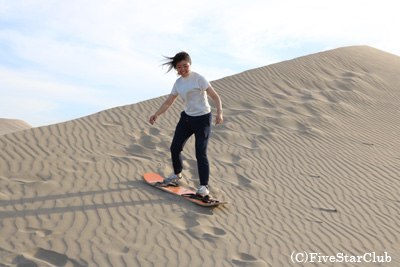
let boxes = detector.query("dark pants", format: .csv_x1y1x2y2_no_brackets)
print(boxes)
170,111,212,186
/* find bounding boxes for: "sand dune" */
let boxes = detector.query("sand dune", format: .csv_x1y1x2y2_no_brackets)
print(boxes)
0,119,32,135
1,46,399,266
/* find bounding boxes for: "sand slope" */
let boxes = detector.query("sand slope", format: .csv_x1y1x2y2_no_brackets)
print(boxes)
1,46,399,266
0,119,32,135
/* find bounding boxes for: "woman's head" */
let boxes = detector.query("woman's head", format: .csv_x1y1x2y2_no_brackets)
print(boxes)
163,52,192,76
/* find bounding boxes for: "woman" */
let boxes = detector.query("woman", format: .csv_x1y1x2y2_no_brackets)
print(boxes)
149,52,223,197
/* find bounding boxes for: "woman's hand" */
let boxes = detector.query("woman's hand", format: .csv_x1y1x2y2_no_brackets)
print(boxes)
149,114,158,125
215,111,223,125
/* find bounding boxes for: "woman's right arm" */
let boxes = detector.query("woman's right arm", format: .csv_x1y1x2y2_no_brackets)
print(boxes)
149,94,178,125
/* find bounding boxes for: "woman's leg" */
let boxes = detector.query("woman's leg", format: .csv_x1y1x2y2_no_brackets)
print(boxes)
170,112,193,175
192,113,212,186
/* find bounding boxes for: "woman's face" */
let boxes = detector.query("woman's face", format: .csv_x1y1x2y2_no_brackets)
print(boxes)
176,60,191,77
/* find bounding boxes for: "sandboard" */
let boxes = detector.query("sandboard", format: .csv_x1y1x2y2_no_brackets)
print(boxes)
143,173,227,207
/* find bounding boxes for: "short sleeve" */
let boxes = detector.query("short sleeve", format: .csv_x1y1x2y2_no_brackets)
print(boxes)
170,83,178,95
198,74,211,91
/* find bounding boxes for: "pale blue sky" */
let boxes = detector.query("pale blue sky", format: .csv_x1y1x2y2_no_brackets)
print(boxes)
1,0,399,127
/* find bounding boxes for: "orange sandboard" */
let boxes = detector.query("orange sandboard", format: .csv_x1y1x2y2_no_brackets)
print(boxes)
143,173,227,207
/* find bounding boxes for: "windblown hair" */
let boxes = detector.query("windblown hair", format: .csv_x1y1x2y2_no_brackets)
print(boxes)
162,52,192,73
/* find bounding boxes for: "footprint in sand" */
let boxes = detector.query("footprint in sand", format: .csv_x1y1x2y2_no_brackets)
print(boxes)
12,255,38,266
202,226,226,237
232,252,268,266
33,248,69,266
188,225,227,241
101,121,123,127
24,248,86,267
235,174,253,186
24,227,53,238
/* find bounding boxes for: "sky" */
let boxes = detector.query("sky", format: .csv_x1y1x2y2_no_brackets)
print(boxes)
1,0,399,127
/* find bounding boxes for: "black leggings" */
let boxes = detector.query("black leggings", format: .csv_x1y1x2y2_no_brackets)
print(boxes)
170,111,212,186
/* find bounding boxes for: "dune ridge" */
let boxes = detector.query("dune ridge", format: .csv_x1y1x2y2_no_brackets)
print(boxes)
0,119,32,135
0,46,399,266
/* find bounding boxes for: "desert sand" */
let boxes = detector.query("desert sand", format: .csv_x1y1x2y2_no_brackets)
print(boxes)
0,119,31,136
0,46,399,266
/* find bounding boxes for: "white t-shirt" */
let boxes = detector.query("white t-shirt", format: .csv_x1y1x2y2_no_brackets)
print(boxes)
171,71,211,116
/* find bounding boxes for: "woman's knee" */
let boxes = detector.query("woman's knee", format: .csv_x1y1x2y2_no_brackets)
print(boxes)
170,142,182,155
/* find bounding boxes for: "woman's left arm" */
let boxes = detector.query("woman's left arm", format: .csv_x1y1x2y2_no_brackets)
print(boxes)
206,86,223,125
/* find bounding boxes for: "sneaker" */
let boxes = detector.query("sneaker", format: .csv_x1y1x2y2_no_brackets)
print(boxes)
196,185,209,197
163,174,182,184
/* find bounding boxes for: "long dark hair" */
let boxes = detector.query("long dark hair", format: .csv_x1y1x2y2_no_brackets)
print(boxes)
162,52,192,73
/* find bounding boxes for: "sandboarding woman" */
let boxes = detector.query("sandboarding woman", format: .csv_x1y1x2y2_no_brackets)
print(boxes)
149,52,223,197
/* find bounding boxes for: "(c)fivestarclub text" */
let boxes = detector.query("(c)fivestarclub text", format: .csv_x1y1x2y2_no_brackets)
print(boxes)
291,251,391,264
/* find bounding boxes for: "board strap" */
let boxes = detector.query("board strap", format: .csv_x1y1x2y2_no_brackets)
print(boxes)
181,193,219,204
153,181,180,187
